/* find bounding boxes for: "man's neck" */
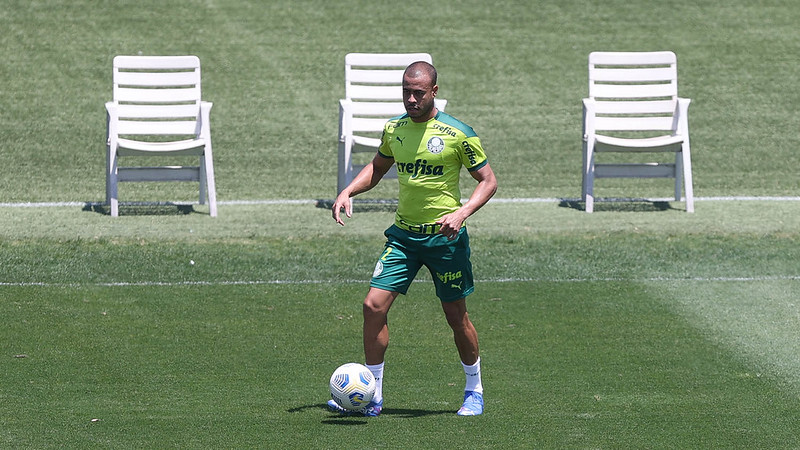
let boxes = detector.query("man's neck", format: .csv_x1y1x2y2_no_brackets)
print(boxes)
410,108,438,123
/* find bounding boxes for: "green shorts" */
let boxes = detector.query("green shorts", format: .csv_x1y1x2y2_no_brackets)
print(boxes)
370,225,475,302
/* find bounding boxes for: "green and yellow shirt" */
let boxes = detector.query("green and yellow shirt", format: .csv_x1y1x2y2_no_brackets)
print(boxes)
378,111,488,233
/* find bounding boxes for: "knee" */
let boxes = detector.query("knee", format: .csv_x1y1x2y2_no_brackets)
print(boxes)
363,290,394,317
363,297,384,317
443,305,469,331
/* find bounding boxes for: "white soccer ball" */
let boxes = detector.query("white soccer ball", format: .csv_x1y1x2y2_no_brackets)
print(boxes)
329,363,376,410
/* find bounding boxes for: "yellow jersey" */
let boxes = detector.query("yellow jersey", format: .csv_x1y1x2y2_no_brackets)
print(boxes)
378,111,488,233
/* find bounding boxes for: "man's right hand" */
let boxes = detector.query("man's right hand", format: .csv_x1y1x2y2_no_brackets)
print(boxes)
332,193,352,226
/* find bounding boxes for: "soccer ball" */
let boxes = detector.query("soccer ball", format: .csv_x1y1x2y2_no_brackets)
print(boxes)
329,363,376,410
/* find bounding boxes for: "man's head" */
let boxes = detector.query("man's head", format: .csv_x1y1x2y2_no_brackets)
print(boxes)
402,61,438,122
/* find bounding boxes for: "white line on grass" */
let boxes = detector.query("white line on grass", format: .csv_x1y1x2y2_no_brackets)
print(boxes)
2,275,799,288
2,196,800,208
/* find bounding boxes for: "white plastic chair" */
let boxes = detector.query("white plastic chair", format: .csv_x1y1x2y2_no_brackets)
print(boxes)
582,51,694,213
337,53,448,193
106,55,217,217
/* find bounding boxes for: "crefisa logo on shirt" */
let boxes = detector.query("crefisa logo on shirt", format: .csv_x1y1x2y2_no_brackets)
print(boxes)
463,140,478,166
396,159,444,178
427,136,445,154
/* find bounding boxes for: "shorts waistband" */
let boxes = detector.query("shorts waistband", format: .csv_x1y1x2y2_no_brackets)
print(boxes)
394,221,442,235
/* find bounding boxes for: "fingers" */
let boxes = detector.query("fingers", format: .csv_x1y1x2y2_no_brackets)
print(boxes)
435,216,461,240
332,205,345,226
332,197,352,226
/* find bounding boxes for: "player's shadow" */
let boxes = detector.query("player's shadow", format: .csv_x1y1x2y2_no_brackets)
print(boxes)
380,407,452,418
287,404,452,425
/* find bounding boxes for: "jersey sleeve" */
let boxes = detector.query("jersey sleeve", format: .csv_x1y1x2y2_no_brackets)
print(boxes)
460,135,488,171
378,127,393,158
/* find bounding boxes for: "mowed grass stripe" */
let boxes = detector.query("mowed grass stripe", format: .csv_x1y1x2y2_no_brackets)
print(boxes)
649,279,800,394
479,281,800,447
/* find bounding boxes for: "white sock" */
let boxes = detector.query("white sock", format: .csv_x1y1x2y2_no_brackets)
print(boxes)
462,357,483,394
366,362,384,403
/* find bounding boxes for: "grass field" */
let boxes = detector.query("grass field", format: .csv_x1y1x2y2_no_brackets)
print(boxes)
2,0,800,448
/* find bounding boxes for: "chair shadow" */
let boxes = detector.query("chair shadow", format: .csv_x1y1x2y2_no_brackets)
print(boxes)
83,202,197,216
288,403,453,425
559,199,675,212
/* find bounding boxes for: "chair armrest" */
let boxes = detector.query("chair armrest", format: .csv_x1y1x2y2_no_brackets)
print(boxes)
582,98,596,114
200,101,213,121
338,99,352,142
339,98,353,113
676,97,691,114
105,102,118,144
582,98,596,141
675,98,691,137
199,101,213,139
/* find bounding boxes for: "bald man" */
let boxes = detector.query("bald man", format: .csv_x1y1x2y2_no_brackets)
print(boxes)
331,61,497,417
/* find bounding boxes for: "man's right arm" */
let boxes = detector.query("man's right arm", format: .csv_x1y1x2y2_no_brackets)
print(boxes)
332,152,395,226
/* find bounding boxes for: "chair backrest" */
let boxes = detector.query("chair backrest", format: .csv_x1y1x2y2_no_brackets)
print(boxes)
588,51,679,134
345,53,434,101
340,101,408,137
111,55,202,139
342,52,447,136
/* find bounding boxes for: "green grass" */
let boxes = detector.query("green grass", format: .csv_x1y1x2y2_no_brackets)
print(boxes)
2,0,800,447
1,0,799,202
3,273,800,447
2,202,800,447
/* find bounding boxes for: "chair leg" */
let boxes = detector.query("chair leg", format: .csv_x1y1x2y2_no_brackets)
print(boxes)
199,155,207,206
107,148,119,217
583,143,595,213
674,152,683,202
581,151,588,202
203,149,218,217
682,149,694,213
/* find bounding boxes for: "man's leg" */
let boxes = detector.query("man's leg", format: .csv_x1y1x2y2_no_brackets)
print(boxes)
361,288,398,415
442,298,484,416
363,287,399,365
441,298,479,365
329,287,398,417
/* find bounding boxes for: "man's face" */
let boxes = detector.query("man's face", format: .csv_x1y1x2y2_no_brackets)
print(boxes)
402,73,438,122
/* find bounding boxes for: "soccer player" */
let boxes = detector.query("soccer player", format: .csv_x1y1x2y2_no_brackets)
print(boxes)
329,61,497,417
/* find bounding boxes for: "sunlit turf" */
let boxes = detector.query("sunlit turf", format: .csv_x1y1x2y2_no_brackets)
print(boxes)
2,201,800,447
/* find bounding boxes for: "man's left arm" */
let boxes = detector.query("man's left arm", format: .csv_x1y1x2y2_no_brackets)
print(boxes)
436,163,498,240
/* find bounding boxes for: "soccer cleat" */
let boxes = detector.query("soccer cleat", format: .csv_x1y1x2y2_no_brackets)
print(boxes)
327,399,354,415
327,398,383,417
457,391,484,416
361,399,383,417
